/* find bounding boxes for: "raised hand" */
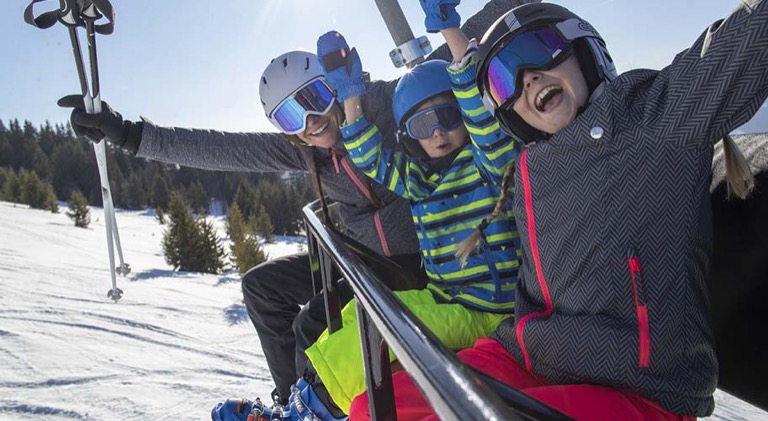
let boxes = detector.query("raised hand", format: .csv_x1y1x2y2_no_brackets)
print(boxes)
316,31,365,102
419,0,461,33
57,95,143,153
57,95,126,143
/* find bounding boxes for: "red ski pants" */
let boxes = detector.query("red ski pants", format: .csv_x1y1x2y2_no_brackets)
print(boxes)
349,338,695,421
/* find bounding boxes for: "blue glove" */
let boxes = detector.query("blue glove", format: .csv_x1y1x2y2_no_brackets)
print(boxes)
211,398,254,421
317,31,365,102
419,0,461,33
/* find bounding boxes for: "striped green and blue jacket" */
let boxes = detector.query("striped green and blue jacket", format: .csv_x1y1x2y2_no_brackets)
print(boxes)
341,60,520,313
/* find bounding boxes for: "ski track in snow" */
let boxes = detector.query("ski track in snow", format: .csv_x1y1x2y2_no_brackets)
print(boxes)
0,201,765,420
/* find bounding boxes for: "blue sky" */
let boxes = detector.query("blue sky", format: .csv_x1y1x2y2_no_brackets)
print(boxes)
0,0,750,133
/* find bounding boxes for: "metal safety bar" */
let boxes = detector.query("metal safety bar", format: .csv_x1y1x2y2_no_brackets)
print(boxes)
303,200,574,421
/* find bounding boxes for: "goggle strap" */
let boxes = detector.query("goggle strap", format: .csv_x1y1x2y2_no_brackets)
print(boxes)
482,93,497,115
555,18,599,43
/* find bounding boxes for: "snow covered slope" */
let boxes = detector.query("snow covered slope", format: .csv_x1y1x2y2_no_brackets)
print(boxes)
0,201,765,420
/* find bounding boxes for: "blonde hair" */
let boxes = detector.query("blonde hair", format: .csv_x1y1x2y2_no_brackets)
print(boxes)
456,161,516,267
722,134,755,199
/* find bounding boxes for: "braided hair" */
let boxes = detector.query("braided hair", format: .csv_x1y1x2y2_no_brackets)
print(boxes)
456,160,516,267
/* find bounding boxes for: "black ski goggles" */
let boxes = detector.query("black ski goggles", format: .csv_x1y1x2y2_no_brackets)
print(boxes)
400,103,463,140
270,78,336,134
484,25,573,109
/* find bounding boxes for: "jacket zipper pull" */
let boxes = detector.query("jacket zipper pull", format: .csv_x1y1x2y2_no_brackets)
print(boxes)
331,148,340,174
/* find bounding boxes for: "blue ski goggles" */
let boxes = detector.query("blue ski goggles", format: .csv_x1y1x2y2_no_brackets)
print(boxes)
270,78,336,134
484,26,573,110
400,103,463,140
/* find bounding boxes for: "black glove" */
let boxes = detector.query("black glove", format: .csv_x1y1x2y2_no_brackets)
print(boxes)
57,95,143,154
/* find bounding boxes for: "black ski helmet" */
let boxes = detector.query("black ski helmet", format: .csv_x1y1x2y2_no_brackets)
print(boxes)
476,3,617,144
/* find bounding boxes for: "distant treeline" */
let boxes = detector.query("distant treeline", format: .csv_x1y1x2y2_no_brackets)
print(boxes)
0,118,315,235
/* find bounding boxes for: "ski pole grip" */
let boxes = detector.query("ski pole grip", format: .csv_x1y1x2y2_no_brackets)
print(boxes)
23,0,65,29
24,0,115,33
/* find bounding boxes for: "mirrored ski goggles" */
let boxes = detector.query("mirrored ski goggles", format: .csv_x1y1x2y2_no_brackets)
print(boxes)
484,26,572,109
401,103,463,140
271,78,335,134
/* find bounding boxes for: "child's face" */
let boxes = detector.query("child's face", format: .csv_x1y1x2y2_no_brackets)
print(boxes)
296,106,342,148
415,97,469,159
512,55,589,135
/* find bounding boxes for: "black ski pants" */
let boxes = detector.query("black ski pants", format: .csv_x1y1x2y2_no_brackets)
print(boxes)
242,252,330,403
242,251,427,403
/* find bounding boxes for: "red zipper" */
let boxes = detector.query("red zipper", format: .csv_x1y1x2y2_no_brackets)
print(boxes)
628,250,650,368
515,149,554,371
338,154,391,257
373,210,391,257
331,148,341,174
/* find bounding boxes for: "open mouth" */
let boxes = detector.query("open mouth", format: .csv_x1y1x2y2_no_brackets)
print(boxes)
535,85,564,113
307,121,330,137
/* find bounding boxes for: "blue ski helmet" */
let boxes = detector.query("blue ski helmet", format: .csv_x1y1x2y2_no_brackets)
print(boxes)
393,60,452,127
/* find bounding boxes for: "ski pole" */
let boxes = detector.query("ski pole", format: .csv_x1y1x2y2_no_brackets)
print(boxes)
80,0,132,298
24,0,129,302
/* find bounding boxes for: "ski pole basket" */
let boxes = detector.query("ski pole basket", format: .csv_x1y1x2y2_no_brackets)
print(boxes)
303,199,574,421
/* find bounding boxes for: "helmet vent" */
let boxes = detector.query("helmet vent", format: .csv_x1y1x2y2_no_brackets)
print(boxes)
282,57,288,68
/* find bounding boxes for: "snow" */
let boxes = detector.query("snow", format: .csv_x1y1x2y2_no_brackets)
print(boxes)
0,201,766,420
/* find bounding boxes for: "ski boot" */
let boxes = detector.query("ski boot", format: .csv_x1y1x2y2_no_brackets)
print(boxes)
211,398,256,421
248,397,292,421
249,377,348,421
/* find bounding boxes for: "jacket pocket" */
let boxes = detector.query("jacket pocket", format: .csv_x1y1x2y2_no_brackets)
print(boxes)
627,247,650,368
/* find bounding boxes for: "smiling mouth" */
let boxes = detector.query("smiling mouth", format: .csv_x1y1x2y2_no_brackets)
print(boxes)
307,121,330,137
535,85,564,112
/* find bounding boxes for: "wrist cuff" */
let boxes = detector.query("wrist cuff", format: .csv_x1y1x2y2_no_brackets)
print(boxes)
120,121,144,155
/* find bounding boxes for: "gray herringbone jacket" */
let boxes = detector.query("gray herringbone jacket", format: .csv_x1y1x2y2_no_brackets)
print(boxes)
492,0,768,416
139,123,420,256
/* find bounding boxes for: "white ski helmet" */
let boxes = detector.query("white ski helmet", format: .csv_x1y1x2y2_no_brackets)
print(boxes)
259,50,332,133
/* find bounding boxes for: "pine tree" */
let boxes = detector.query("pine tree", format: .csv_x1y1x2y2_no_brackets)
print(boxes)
51,140,90,200
121,174,147,210
151,174,170,210
66,190,91,228
2,168,20,204
226,202,247,243
0,138,13,169
162,191,225,274
251,205,274,243
0,167,11,200
186,180,209,215
227,202,268,274
233,180,258,219
230,232,268,275
18,169,58,212
155,207,166,225
193,218,227,274
162,191,200,271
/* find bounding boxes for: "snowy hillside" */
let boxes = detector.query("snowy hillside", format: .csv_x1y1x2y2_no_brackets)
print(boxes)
0,201,766,420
